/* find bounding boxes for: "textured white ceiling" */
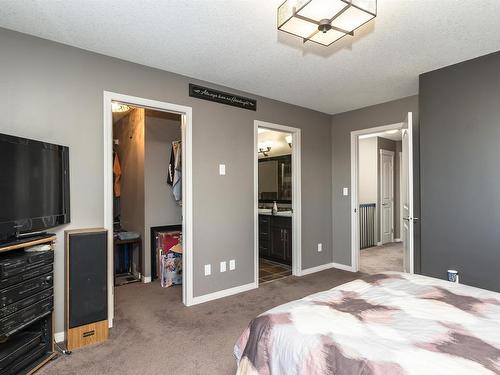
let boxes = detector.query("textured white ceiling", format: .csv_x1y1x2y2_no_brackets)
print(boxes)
1,1,500,114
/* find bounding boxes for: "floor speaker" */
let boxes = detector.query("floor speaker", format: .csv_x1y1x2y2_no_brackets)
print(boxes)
65,228,108,351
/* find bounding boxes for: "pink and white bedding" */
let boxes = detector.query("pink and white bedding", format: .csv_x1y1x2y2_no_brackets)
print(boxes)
234,272,500,375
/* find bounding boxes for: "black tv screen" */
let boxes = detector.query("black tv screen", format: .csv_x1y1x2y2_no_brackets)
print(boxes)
0,133,70,241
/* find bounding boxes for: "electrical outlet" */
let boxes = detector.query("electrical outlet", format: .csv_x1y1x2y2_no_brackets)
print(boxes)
220,261,227,272
343,187,349,196
229,259,236,270
204,264,211,276
317,243,323,252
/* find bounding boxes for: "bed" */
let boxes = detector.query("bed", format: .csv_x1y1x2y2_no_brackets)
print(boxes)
234,272,500,375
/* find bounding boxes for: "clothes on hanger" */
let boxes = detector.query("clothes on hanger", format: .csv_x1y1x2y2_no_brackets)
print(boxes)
170,141,182,204
167,145,174,186
113,152,122,220
113,152,122,197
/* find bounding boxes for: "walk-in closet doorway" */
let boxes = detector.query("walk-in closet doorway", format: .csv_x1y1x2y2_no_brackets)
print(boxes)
103,92,193,329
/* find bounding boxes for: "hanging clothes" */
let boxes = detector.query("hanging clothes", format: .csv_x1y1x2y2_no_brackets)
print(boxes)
172,141,182,204
167,145,175,186
113,153,122,197
113,152,122,221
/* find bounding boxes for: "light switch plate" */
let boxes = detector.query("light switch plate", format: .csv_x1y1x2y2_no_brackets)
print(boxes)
219,164,226,175
204,264,211,276
317,243,323,252
220,261,227,272
343,187,349,196
229,259,236,270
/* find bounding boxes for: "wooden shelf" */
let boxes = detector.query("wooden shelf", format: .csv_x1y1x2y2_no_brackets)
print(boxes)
0,236,56,253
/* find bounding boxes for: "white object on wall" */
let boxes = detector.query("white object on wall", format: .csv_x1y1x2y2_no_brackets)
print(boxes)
219,164,226,175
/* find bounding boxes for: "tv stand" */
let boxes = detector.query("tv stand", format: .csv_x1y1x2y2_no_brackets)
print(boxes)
0,235,56,374
0,233,55,252
16,230,48,239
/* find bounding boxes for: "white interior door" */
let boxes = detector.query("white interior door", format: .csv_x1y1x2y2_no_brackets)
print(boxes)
402,112,414,273
380,150,394,244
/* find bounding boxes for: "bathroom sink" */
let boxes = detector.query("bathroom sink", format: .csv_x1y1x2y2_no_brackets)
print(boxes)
258,208,272,215
274,210,293,217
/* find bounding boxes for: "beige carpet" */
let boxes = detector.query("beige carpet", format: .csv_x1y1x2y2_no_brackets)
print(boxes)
40,269,359,375
360,242,404,274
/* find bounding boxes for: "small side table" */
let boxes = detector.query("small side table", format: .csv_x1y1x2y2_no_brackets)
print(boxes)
114,237,142,286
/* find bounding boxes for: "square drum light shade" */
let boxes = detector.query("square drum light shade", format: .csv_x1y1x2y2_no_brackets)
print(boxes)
278,0,376,46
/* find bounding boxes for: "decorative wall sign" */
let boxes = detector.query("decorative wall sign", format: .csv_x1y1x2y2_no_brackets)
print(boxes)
189,84,257,111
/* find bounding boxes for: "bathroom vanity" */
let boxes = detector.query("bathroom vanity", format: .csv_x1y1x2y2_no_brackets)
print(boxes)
259,214,292,265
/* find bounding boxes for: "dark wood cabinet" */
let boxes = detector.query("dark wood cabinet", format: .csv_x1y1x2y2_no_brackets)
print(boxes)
259,215,292,265
259,215,271,258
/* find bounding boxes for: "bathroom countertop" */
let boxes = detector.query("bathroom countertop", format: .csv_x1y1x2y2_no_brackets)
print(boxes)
258,211,293,217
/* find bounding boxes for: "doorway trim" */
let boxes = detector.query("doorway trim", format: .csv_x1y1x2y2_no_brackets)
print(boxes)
254,120,302,282
103,91,193,328
379,149,395,245
350,122,403,273
398,151,403,242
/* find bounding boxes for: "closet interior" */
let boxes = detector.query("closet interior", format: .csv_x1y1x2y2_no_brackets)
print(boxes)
112,104,183,293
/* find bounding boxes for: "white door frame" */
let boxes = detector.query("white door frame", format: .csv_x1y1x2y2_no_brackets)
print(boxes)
399,151,403,242
103,91,194,328
379,149,394,245
254,120,302,281
350,122,404,273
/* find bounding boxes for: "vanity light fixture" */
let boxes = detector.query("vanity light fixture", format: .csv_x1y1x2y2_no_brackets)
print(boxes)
285,134,292,148
111,102,131,113
277,0,377,46
258,141,273,157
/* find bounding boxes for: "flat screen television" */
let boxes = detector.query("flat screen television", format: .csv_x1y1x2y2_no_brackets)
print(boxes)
0,133,70,242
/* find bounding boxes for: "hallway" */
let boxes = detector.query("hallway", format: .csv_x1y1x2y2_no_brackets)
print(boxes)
360,242,404,274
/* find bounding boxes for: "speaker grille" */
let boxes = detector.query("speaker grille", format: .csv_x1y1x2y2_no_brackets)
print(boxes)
68,231,107,328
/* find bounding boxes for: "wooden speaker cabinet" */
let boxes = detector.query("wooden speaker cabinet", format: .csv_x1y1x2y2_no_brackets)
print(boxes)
65,228,108,351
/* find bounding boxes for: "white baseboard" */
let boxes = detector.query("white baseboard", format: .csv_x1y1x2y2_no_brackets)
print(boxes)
300,262,355,275
394,238,402,242
54,331,65,343
331,262,355,272
142,276,152,283
300,262,335,276
377,242,382,246
189,282,257,306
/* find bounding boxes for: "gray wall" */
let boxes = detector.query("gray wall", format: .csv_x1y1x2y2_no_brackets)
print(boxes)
420,51,500,292
358,138,377,205
144,110,182,277
331,96,419,266
0,28,332,333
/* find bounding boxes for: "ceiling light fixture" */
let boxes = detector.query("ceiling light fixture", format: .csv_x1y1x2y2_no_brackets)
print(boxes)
112,102,131,113
258,141,273,157
277,0,377,47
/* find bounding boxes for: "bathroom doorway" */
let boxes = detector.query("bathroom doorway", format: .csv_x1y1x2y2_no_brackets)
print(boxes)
254,120,302,285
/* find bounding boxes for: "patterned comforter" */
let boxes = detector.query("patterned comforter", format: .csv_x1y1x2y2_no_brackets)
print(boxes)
234,272,500,375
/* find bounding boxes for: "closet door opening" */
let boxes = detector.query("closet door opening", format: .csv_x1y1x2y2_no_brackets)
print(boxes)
104,91,193,328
